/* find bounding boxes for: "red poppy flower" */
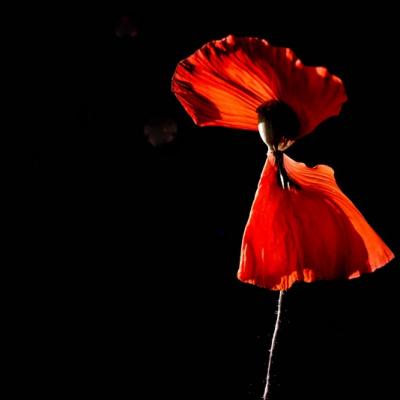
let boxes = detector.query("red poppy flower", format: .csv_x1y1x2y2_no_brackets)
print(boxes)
172,35,394,290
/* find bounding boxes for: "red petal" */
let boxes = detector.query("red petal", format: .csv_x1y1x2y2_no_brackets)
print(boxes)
172,35,347,136
238,155,394,290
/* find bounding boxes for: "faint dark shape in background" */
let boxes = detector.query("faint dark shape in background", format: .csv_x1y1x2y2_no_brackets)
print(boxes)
114,15,139,39
144,114,178,147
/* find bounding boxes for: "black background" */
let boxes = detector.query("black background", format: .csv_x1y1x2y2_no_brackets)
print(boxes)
28,4,399,399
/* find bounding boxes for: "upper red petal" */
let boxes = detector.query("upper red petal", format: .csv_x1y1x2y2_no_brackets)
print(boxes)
172,35,347,136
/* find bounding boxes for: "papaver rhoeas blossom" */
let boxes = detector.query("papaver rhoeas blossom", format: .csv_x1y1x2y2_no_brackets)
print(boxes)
172,35,394,291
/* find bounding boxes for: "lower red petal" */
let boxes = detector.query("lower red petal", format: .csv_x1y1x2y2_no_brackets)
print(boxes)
238,155,394,290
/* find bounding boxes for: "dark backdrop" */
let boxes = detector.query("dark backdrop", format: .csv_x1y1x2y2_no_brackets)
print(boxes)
28,4,399,399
